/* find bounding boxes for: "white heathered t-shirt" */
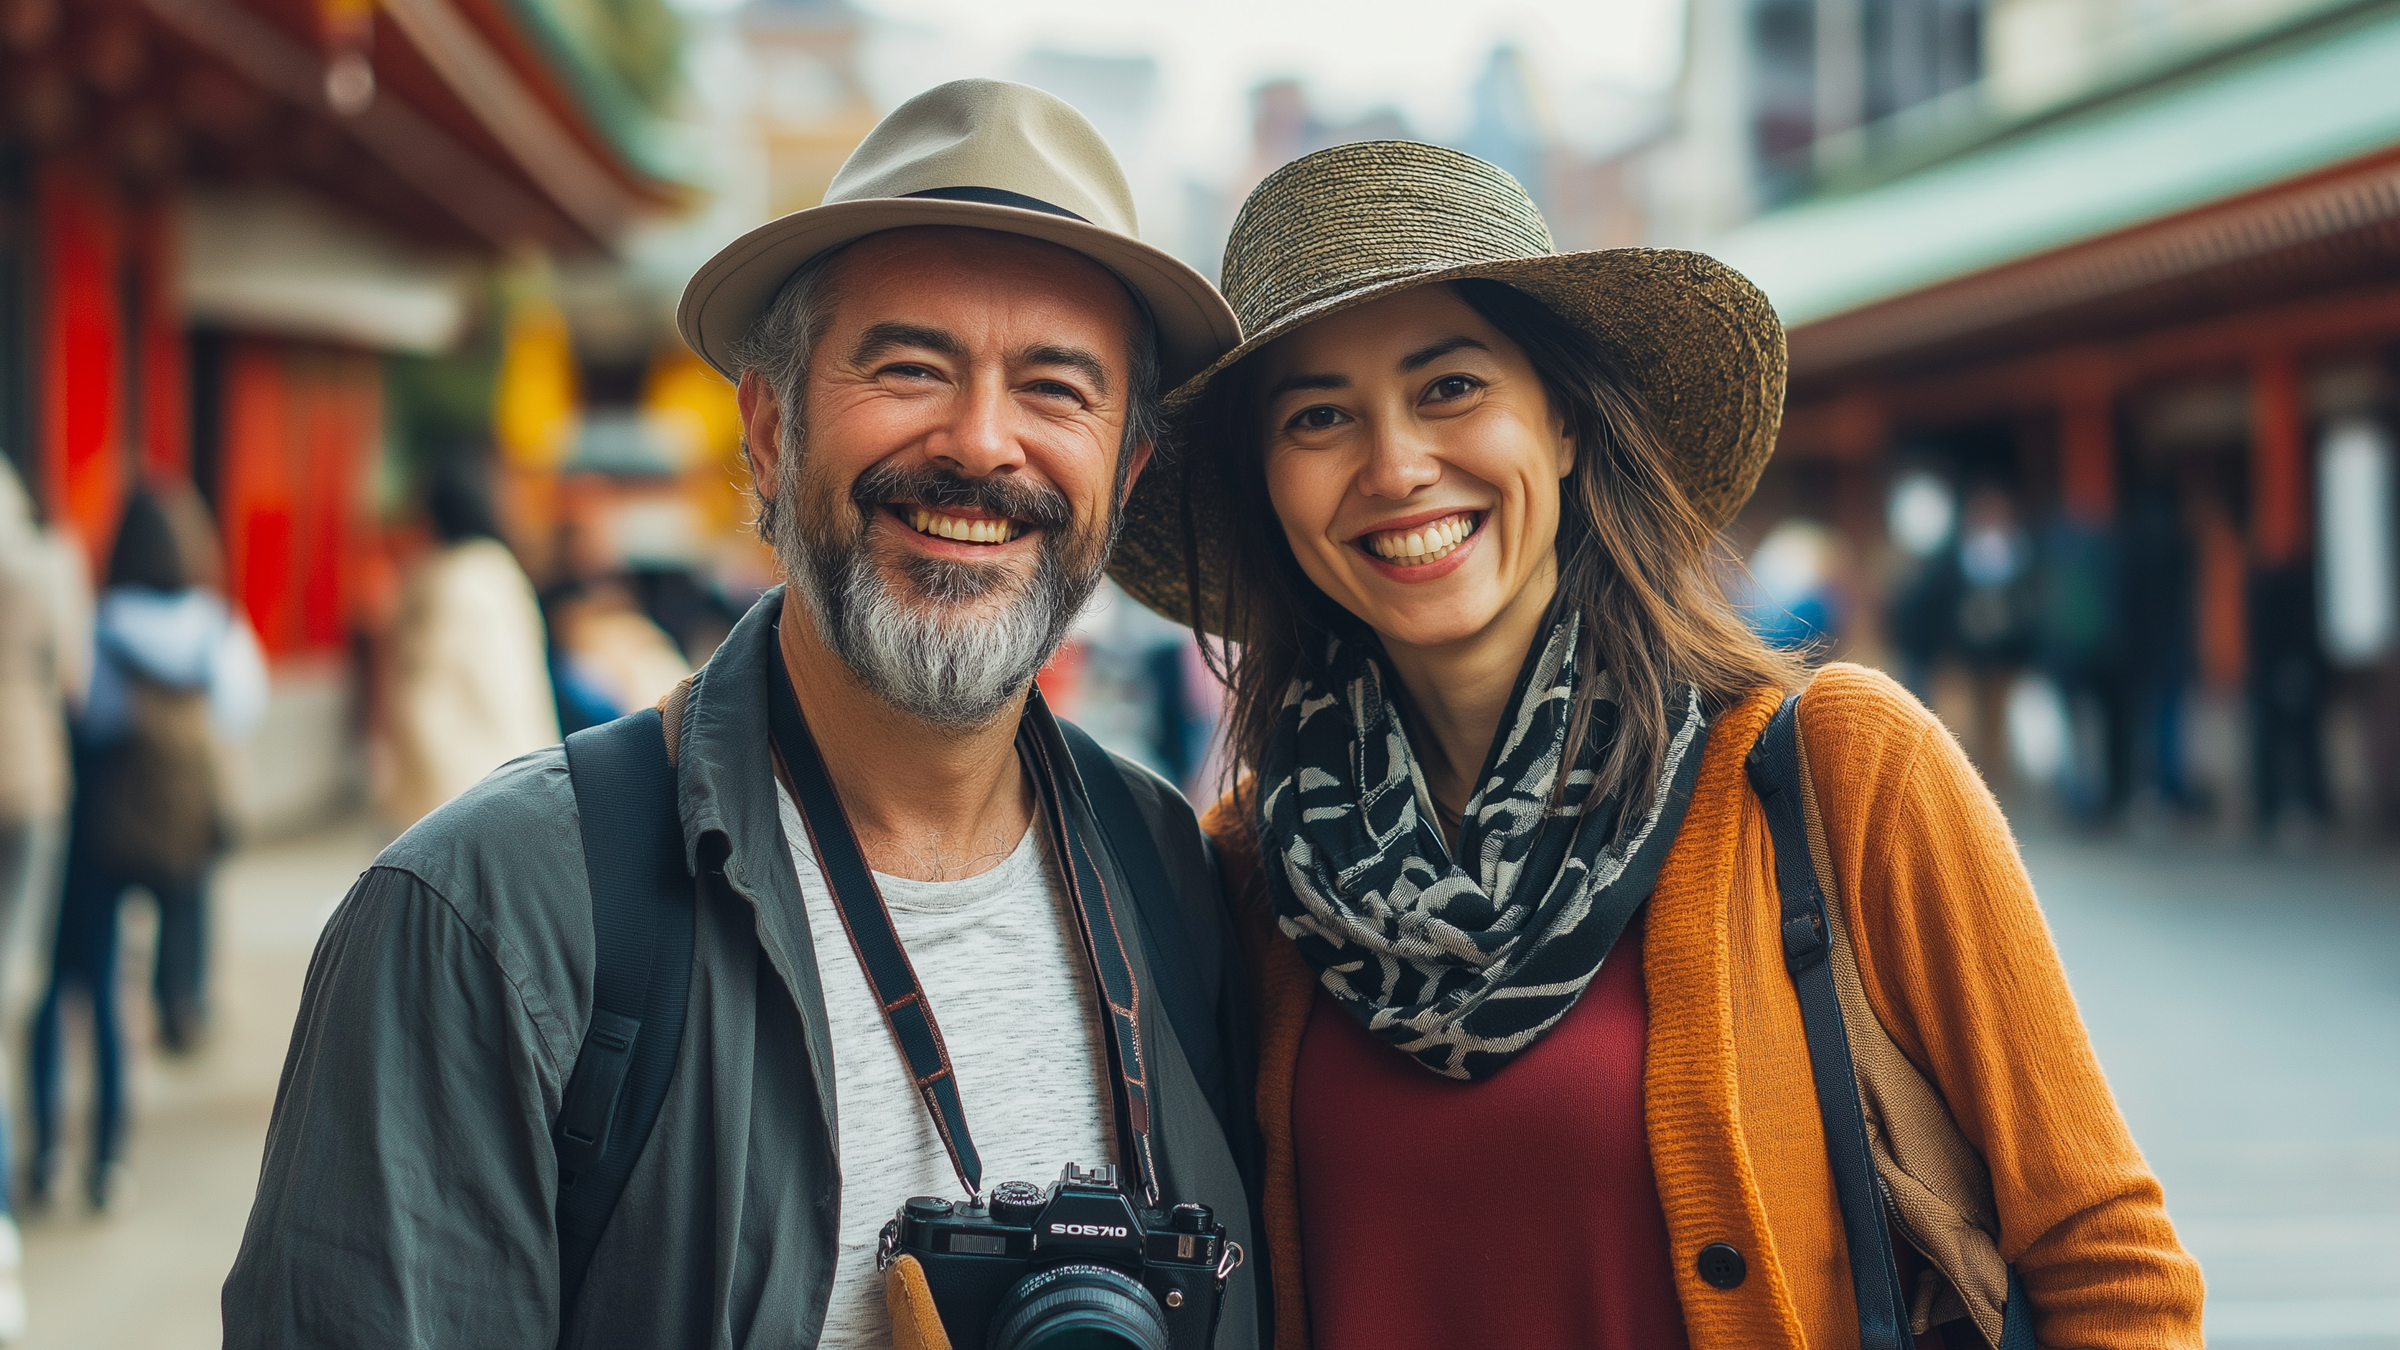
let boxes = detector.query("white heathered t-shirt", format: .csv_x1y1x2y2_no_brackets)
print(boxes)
774,784,1117,1349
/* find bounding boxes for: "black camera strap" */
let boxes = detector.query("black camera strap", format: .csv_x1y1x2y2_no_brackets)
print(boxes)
766,644,1160,1207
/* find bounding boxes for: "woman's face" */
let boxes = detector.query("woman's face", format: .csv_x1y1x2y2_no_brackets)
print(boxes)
1254,285,1574,655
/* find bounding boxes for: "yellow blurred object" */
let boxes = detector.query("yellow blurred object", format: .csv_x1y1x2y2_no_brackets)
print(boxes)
884,1255,953,1350
641,348,742,467
494,300,579,471
642,345,752,539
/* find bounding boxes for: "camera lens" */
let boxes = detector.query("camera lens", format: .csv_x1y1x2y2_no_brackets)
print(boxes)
985,1263,1171,1350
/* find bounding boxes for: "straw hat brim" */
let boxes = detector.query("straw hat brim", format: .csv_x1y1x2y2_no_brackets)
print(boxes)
677,197,1240,388
1107,246,1787,635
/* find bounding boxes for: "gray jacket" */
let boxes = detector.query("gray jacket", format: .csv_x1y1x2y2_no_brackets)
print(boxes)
224,591,1262,1349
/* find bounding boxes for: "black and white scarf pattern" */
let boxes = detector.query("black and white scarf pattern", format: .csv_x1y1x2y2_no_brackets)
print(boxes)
1256,614,1709,1081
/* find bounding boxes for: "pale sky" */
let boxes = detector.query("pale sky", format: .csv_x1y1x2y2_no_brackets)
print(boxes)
673,0,1687,175
652,0,1687,274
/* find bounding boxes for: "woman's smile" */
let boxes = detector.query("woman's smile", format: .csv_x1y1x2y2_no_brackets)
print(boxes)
1353,508,1485,579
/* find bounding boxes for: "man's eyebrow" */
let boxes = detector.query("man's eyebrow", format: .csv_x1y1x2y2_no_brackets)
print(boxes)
849,322,963,366
1399,336,1491,372
1021,344,1111,395
1262,371,1349,401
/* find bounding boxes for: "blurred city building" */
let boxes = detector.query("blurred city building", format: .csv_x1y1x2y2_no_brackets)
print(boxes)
1647,0,2400,837
0,0,682,833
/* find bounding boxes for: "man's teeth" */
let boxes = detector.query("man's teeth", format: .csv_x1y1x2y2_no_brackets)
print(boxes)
906,508,1023,544
1367,513,1476,563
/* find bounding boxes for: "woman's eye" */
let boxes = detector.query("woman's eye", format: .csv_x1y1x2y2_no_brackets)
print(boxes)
1285,405,1347,433
1426,375,1479,403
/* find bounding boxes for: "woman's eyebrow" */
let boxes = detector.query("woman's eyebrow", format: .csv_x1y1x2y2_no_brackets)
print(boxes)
1399,336,1491,372
1264,371,1349,400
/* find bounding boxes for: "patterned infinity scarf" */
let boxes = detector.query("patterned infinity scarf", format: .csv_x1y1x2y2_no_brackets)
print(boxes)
1256,614,1710,1081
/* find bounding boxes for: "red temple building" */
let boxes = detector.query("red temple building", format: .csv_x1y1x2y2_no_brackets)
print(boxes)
0,0,678,828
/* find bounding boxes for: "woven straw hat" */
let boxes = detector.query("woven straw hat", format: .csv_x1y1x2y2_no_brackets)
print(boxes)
1108,140,1786,632
678,80,1238,386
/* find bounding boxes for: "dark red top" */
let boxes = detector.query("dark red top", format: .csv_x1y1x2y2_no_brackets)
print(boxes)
1293,918,1688,1350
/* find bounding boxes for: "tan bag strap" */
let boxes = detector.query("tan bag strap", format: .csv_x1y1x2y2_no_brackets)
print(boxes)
1794,701,2013,1347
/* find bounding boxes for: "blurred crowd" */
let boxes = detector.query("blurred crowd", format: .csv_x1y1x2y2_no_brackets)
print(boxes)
1733,459,2380,840
0,462,264,1338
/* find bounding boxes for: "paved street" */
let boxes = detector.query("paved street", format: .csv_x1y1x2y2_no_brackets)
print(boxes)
11,820,385,1350
6,816,2396,1347
2028,834,2400,1349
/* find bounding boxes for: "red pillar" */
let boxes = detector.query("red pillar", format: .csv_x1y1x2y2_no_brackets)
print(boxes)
2250,348,2308,567
132,200,188,480
37,159,123,571
2058,352,2116,524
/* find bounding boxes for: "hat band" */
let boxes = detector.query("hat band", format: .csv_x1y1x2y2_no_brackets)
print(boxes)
901,186,1089,223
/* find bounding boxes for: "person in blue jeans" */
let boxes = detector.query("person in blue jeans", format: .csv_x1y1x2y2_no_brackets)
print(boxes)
26,487,263,1212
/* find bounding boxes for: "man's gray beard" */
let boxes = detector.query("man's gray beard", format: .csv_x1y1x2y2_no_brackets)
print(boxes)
773,456,1107,730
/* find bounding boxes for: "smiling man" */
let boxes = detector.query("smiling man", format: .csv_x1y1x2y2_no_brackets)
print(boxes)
223,82,1260,1350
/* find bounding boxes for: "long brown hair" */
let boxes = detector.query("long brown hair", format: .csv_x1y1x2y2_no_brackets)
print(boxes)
1182,278,1804,822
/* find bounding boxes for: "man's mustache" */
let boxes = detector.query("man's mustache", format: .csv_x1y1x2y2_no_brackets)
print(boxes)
851,462,1074,534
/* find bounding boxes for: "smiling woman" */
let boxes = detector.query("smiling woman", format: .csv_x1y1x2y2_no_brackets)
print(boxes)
1116,140,2205,1350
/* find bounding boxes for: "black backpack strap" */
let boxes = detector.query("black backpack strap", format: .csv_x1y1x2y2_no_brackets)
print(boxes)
1054,719,1218,1100
1745,693,1914,1350
554,708,695,1325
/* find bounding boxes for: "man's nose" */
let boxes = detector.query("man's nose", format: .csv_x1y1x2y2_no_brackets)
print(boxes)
925,376,1025,479
1356,418,1442,500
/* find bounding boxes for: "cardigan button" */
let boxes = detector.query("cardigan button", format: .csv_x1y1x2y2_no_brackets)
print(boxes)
1697,1243,1747,1289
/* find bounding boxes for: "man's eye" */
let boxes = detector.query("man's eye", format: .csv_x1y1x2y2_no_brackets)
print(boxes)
1286,405,1347,432
882,362,939,381
1029,380,1082,401
1426,375,1479,403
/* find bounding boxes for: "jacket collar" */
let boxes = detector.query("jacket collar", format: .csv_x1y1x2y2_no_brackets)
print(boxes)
670,586,842,1137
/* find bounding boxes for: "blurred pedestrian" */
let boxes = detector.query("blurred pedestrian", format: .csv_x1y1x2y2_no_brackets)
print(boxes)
381,464,559,828
148,484,240,1046
2247,558,2328,839
544,579,690,727
2033,511,2121,823
1883,471,1960,703
28,486,266,1212
2121,484,2197,816
1952,484,2036,783
0,459,80,1338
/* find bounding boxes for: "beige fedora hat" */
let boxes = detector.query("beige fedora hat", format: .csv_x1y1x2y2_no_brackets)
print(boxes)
677,79,1238,386
1108,140,1786,633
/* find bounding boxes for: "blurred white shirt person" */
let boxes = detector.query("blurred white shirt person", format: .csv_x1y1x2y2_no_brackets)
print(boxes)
382,465,559,827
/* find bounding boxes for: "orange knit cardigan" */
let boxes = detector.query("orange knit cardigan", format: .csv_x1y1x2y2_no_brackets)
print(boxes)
1202,664,2204,1350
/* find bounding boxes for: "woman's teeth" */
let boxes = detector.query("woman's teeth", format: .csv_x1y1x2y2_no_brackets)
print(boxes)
907,508,1022,544
1365,513,1477,565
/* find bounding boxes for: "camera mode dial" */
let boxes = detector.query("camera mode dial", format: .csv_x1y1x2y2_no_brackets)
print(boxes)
1168,1203,1213,1234
988,1180,1046,1224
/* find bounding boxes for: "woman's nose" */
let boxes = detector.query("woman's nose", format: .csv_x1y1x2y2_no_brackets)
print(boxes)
1355,421,1442,500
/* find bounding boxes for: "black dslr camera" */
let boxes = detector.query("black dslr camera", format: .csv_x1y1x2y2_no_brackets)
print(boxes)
881,1162,1240,1350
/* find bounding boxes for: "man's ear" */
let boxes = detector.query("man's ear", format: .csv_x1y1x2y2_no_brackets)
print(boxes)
737,371,784,497
1119,438,1156,507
